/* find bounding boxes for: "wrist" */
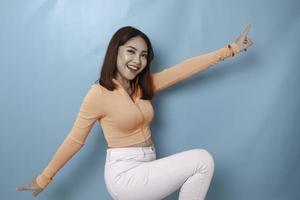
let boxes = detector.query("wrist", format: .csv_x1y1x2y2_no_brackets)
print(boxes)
36,174,53,189
228,42,241,57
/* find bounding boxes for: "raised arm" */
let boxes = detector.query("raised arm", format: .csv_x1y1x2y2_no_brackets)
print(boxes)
35,84,104,189
151,24,253,93
150,42,240,93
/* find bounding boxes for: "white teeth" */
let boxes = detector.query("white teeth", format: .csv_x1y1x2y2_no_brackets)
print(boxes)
127,65,138,71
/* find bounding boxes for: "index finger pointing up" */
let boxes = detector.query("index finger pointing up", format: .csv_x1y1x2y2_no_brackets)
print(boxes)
242,24,252,37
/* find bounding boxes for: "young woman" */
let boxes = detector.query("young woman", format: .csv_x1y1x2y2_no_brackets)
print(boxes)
17,25,253,200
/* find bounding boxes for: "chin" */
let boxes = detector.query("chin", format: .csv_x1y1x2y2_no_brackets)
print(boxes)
125,74,138,81
128,76,136,81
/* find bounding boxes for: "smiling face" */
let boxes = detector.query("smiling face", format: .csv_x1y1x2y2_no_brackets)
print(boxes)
116,36,148,81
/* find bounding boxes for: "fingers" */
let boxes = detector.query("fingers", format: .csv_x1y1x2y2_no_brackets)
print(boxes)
245,37,253,47
243,36,248,44
243,37,254,52
16,186,34,191
17,185,43,198
242,24,252,37
248,37,254,46
33,190,41,196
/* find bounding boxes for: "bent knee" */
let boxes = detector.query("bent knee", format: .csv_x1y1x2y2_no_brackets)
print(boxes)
193,149,215,170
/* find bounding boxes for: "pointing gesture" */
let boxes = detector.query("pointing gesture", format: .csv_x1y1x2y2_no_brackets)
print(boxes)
16,176,44,197
235,24,254,52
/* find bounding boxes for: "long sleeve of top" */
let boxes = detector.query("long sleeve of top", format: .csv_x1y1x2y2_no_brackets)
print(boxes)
36,85,104,189
151,42,240,93
35,42,240,189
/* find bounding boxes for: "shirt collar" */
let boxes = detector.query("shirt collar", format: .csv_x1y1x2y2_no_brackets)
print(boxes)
112,78,141,98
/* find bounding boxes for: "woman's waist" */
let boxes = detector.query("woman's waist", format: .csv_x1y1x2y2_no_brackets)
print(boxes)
107,137,153,149
106,138,155,155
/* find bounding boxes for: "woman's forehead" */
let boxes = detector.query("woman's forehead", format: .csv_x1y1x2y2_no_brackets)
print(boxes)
123,37,148,51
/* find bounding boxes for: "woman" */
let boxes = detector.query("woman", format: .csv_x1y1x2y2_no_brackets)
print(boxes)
17,25,253,199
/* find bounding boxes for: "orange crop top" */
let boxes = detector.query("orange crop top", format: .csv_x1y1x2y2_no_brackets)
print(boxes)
36,43,240,189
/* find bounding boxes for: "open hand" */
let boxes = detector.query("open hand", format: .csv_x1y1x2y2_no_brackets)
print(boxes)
16,176,44,197
235,24,254,52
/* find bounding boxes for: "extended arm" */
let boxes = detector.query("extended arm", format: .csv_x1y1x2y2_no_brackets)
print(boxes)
36,85,104,189
151,24,254,93
150,42,240,93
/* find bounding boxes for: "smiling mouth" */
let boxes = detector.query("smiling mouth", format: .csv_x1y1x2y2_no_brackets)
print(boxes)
127,65,139,71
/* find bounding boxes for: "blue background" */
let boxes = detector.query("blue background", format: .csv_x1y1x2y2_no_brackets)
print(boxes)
1,0,299,199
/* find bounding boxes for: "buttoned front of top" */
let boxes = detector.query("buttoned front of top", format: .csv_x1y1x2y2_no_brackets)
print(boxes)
98,78,154,147
36,42,240,189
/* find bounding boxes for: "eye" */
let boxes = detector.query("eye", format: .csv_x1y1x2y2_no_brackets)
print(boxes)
127,49,135,54
142,54,148,58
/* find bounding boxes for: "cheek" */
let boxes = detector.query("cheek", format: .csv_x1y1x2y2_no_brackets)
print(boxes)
117,53,132,67
123,54,133,64
142,58,147,67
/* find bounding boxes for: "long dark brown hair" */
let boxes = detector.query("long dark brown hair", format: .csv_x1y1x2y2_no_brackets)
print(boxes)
95,26,155,100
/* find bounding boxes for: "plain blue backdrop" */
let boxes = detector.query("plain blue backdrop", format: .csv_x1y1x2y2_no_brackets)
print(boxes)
1,0,299,199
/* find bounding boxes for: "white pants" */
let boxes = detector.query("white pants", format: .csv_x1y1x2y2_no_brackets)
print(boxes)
104,144,214,200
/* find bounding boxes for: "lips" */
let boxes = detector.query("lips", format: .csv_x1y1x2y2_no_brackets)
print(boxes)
127,64,139,71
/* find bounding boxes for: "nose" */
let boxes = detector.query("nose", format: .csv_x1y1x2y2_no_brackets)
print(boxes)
133,54,141,65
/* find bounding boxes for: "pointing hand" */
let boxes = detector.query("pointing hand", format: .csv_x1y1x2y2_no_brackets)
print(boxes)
16,176,44,197
235,24,254,52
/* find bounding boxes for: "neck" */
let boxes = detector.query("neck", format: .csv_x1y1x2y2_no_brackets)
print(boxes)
115,72,131,90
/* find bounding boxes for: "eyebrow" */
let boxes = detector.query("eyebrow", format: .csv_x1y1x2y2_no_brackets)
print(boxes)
126,46,148,53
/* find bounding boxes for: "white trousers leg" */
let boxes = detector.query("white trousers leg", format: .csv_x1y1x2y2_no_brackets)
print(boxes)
104,144,214,200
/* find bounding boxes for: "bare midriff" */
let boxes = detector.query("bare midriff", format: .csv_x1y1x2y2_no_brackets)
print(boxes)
107,137,153,149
